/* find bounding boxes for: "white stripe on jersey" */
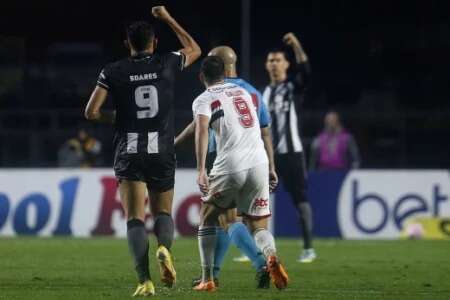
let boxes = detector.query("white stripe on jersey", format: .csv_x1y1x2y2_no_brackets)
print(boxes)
289,100,303,152
263,84,303,154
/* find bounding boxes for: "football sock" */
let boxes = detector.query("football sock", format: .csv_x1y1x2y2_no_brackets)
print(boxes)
126,218,150,283
229,222,266,271
197,225,217,282
254,228,277,258
298,202,313,249
153,212,174,250
213,227,231,278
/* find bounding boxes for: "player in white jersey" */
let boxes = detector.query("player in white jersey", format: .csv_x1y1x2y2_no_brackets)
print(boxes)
192,56,289,292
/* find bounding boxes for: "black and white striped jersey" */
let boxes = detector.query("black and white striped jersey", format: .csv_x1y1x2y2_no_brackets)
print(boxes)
262,62,310,154
97,51,185,155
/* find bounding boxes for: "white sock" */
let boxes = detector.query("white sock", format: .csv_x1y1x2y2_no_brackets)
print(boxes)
197,226,217,281
254,228,277,258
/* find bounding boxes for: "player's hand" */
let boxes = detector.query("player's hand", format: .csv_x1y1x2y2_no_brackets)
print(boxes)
197,171,209,195
283,32,301,48
269,169,278,192
152,6,172,22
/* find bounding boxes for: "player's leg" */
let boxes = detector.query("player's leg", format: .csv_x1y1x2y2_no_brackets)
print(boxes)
225,211,268,288
194,173,234,291
146,153,177,287
149,188,174,249
221,170,266,278
148,188,177,287
119,179,155,296
245,216,288,290
283,153,316,262
194,202,223,292
191,210,228,287
229,209,250,262
211,211,231,280
239,164,288,290
196,207,268,289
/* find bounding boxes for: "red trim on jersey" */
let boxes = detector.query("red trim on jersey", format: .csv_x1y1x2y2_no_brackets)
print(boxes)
211,100,221,111
251,93,259,110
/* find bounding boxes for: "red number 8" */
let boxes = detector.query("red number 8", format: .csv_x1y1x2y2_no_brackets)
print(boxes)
233,97,254,128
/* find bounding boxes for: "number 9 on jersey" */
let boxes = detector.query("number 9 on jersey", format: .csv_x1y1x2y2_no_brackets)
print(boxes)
135,85,159,119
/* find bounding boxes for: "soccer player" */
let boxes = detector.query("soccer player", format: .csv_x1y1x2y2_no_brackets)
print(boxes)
84,6,201,296
192,56,288,292
175,46,274,289
263,32,316,263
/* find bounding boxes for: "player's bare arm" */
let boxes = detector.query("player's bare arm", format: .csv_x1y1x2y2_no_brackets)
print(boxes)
84,86,116,124
261,127,278,192
195,115,210,195
283,32,308,64
152,6,201,67
175,120,195,147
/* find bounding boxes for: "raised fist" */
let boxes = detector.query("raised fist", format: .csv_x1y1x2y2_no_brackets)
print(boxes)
282,32,301,48
152,6,171,21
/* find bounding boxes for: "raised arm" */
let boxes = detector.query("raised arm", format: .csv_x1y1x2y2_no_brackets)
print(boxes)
283,32,308,64
283,32,311,93
152,6,201,67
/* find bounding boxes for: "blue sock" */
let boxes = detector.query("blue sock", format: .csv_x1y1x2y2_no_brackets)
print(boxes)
213,227,231,278
228,222,266,271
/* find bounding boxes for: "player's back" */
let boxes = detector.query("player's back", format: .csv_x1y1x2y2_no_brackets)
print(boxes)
98,51,185,155
193,82,268,176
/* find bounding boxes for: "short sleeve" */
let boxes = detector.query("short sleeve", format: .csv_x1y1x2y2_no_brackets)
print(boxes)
192,95,211,119
165,51,186,73
291,62,311,95
256,91,271,128
97,66,111,90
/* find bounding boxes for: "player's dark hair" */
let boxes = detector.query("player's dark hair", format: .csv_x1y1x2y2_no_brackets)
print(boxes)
126,21,155,51
200,56,225,84
267,47,289,60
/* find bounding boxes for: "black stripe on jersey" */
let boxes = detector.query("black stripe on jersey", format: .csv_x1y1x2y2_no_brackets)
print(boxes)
268,87,280,148
209,110,224,128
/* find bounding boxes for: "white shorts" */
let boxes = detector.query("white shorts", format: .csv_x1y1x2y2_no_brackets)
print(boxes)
202,163,271,218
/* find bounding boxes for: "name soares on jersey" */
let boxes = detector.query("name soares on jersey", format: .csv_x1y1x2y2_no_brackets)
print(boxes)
129,73,158,82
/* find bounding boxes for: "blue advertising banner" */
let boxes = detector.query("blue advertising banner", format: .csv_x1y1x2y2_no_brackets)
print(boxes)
274,171,347,237
274,170,450,239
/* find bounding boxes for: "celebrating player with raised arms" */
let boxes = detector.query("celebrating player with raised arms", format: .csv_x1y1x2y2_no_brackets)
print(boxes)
84,6,201,296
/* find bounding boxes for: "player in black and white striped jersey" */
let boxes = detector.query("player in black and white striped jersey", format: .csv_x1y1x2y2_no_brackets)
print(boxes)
84,6,201,296
262,32,316,263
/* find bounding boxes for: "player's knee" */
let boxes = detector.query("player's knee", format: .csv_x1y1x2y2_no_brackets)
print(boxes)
292,188,308,208
200,203,220,226
243,216,269,233
225,209,237,224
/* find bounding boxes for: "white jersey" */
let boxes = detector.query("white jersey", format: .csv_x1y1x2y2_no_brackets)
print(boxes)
192,82,268,176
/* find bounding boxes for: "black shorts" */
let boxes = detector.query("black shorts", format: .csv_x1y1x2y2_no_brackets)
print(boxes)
275,152,308,204
114,152,176,192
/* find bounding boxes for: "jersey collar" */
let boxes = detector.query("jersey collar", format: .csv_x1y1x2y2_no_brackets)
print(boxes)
131,51,152,60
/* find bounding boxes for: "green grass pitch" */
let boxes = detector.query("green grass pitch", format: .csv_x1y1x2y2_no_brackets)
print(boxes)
0,237,449,299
